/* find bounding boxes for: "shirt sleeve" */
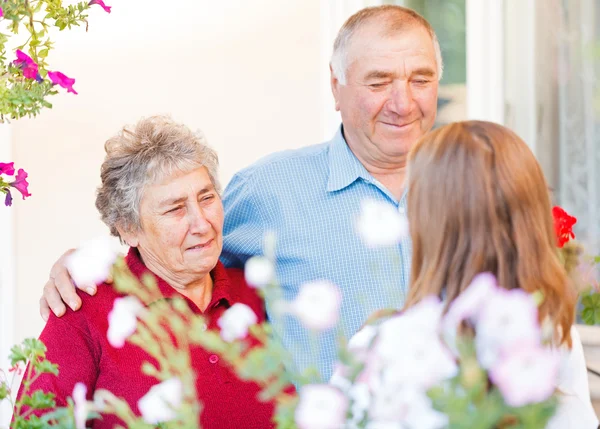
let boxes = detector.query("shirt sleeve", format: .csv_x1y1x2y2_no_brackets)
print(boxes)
15,312,99,416
546,326,599,429
221,170,268,269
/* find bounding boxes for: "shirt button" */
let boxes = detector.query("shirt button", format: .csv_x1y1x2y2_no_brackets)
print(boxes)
209,354,219,364
201,323,208,332
398,207,405,214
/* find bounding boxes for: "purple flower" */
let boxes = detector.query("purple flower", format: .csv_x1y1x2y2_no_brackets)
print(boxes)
47,71,78,95
0,162,15,175
14,50,39,80
89,0,111,13
10,168,31,199
4,190,12,207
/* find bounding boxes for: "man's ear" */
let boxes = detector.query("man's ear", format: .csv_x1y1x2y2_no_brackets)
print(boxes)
330,64,341,112
117,224,139,248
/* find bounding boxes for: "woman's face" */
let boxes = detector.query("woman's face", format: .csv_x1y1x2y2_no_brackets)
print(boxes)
125,167,224,284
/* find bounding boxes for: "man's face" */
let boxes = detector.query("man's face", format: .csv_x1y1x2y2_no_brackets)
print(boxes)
332,24,439,164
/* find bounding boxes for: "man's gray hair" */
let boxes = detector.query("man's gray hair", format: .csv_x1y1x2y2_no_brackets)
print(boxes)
331,5,444,85
95,115,221,239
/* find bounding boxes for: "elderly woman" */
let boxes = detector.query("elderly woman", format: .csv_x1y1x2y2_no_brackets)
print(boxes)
18,116,277,428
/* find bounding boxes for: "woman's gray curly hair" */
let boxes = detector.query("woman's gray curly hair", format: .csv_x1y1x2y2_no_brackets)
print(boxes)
95,115,221,239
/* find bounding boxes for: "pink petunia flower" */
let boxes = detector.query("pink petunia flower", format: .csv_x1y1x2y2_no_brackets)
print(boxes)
48,71,78,95
0,162,15,175
0,8,4,18
14,50,39,80
10,168,31,199
89,0,111,13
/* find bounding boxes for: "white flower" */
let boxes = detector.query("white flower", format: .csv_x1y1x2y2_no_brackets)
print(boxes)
372,297,457,389
295,384,348,429
356,199,409,247
368,385,447,429
443,272,498,353
72,382,88,429
107,296,144,348
138,378,183,424
291,281,341,331
475,288,541,369
244,256,275,288
65,236,120,286
217,303,258,342
489,343,560,407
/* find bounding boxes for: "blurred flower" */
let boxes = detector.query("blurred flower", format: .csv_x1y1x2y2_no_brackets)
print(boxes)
72,382,88,429
476,288,540,369
443,273,498,352
0,162,14,175
295,384,348,429
4,190,12,207
290,280,341,331
244,256,274,288
0,8,3,18
107,296,143,348
369,385,447,429
65,236,119,287
89,0,111,13
137,378,183,424
489,343,560,407
217,303,258,342
371,297,457,389
14,50,38,80
10,168,31,199
48,71,78,95
356,199,408,247
552,206,576,248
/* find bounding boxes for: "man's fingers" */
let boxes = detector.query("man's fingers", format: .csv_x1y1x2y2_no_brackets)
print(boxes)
53,268,82,311
41,280,67,318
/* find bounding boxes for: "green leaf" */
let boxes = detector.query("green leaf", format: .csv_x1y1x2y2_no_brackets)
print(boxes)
38,48,49,59
20,390,56,409
33,359,59,376
0,382,9,400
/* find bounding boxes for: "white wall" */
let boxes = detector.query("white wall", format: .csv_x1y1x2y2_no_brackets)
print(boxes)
9,0,324,350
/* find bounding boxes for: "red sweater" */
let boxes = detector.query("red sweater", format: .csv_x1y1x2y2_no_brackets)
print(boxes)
19,248,276,428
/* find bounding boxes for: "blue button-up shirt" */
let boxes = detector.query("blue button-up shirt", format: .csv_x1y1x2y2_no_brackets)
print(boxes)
221,127,411,380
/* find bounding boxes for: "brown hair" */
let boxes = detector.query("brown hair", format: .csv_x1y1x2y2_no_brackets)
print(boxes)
405,121,575,346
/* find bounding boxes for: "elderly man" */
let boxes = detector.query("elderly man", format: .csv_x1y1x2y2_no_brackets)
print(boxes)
41,5,442,380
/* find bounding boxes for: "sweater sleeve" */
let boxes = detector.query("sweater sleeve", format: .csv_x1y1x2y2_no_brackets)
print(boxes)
546,326,599,428
14,312,99,417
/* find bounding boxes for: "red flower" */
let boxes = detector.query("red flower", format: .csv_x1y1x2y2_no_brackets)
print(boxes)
0,162,15,175
552,206,577,248
48,71,78,94
10,168,31,200
89,0,111,13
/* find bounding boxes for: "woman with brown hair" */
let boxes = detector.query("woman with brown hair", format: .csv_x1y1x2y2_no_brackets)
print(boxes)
405,120,597,427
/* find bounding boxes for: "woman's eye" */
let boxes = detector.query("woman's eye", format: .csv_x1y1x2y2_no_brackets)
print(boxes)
166,206,183,214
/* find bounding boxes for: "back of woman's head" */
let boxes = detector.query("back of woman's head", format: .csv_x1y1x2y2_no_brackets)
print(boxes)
405,120,575,345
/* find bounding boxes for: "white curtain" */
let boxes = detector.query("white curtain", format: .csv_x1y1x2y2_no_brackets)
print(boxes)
557,0,600,253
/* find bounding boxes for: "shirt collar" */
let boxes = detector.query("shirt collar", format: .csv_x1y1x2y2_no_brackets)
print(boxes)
125,247,235,312
327,125,375,193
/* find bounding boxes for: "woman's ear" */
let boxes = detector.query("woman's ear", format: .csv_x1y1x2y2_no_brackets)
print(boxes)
117,224,139,248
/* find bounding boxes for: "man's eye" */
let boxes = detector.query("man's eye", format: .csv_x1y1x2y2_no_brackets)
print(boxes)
201,194,215,202
413,79,430,85
369,82,388,88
